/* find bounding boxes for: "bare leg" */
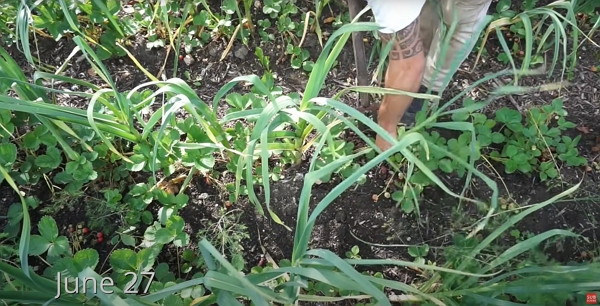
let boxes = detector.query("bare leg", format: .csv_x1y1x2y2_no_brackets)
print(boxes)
375,18,426,151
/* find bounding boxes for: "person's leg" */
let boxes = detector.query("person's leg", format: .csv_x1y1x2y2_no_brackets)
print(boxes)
399,1,439,126
421,0,493,93
367,0,427,151
419,0,439,59
398,0,491,126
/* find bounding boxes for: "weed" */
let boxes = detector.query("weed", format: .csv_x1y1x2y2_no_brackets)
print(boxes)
196,208,249,271
345,245,361,260
408,244,430,265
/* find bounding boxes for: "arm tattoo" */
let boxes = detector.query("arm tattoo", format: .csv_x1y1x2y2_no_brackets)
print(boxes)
379,18,423,61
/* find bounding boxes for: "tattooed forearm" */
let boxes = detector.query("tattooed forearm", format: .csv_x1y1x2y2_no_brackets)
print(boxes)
379,18,423,61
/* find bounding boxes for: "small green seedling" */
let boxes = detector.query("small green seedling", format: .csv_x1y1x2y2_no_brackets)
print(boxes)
345,245,361,260
285,43,314,71
408,244,430,265
255,46,271,72
510,229,521,239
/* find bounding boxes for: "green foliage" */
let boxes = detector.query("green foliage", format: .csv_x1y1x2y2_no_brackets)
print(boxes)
0,0,17,45
398,97,586,189
408,244,430,265
345,245,361,260
28,216,71,261
376,95,586,215
484,0,594,81
196,207,249,272
490,102,585,175
13,0,127,61
143,215,189,247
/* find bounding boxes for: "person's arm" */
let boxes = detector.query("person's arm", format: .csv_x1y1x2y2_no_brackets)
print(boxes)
375,17,426,151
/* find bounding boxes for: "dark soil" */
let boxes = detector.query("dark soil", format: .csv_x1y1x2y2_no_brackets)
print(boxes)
1,1,600,305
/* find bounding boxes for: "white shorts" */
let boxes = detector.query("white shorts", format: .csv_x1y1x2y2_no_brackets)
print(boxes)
366,0,427,34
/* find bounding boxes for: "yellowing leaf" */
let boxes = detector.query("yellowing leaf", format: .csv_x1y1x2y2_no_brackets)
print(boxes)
323,16,336,24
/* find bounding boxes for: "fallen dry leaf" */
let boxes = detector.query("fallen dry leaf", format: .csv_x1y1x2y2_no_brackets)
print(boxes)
323,16,336,24
577,125,590,134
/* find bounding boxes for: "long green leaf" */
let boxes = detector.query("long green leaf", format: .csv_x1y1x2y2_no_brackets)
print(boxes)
198,239,288,304
306,249,389,305
0,165,31,280
481,229,579,274
452,181,581,289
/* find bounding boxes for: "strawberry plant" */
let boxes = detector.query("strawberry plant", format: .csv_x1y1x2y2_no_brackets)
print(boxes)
18,0,132,60
141,214,189,249
28,216,71,263
181,249,205,273
452,98,586,180
382,96,586,216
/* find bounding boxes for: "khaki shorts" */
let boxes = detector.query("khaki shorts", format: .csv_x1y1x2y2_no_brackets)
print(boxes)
366,0,493,92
